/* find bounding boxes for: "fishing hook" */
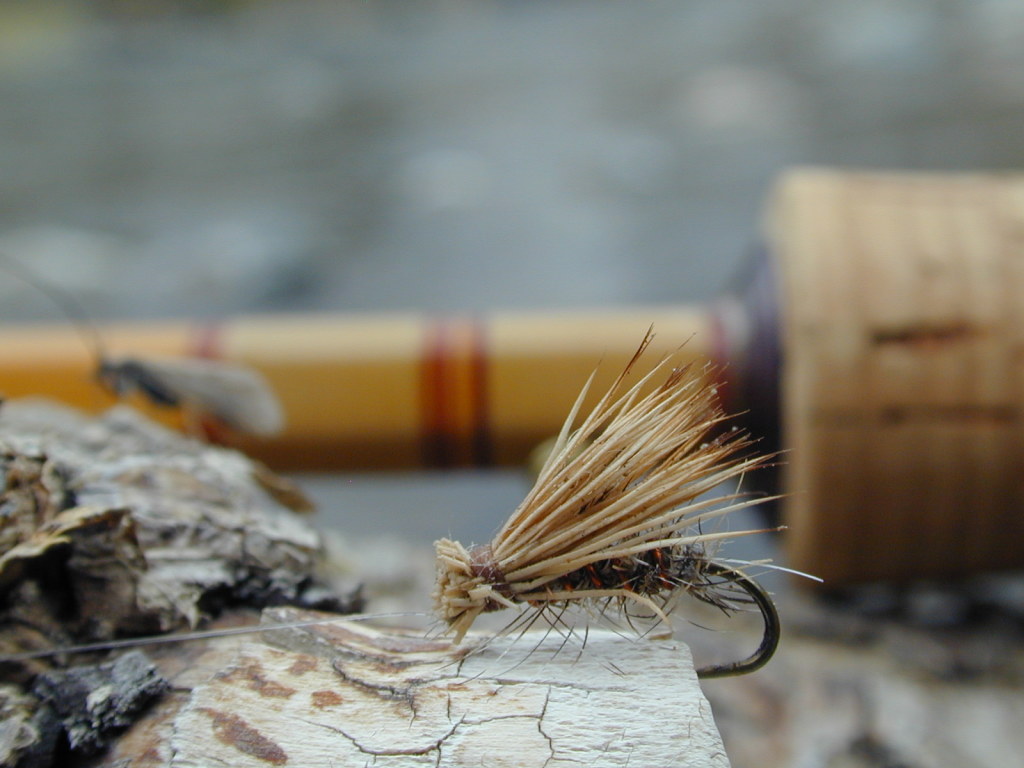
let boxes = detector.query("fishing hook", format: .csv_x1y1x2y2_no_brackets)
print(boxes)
695,562,780,679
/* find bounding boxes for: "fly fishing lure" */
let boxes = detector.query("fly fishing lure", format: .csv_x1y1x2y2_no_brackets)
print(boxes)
433,331,781,678
1,253,284,436
95,354,284,436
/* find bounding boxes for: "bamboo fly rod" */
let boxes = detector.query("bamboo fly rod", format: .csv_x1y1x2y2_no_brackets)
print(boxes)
0,306,731,470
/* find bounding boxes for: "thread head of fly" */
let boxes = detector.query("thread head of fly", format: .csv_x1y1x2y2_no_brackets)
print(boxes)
433,539,516,643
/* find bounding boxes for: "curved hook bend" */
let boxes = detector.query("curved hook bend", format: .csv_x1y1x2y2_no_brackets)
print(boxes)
694,562,780,679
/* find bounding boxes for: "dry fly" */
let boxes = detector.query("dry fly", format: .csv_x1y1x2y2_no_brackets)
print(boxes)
1,252,284,436
433,330,783,678
94,355,284,436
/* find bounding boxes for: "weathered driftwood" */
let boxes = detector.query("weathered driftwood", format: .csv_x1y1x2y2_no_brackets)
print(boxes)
0,399,354,767
99,608,729,768
0,399,327,642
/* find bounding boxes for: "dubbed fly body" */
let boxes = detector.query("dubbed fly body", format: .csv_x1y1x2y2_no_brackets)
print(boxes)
434,330,782,678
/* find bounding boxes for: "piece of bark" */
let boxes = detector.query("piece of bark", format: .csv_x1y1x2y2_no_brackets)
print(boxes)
129,609,729,768
0,399,355,767
31,651,168,756
0,682,61,768
0,399,328,647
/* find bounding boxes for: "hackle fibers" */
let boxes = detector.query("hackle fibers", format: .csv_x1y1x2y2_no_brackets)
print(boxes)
433,332,770,645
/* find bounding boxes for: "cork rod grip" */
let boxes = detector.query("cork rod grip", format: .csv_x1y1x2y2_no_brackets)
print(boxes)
771,169,1024,583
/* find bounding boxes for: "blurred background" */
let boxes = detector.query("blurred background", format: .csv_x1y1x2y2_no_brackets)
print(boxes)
1,1,1024,766
3,0,1024,539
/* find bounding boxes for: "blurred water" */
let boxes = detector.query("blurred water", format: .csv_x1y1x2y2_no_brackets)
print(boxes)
3,1,1022,321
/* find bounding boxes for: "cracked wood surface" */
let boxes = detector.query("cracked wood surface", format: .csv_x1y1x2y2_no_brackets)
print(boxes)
156,611,729,768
